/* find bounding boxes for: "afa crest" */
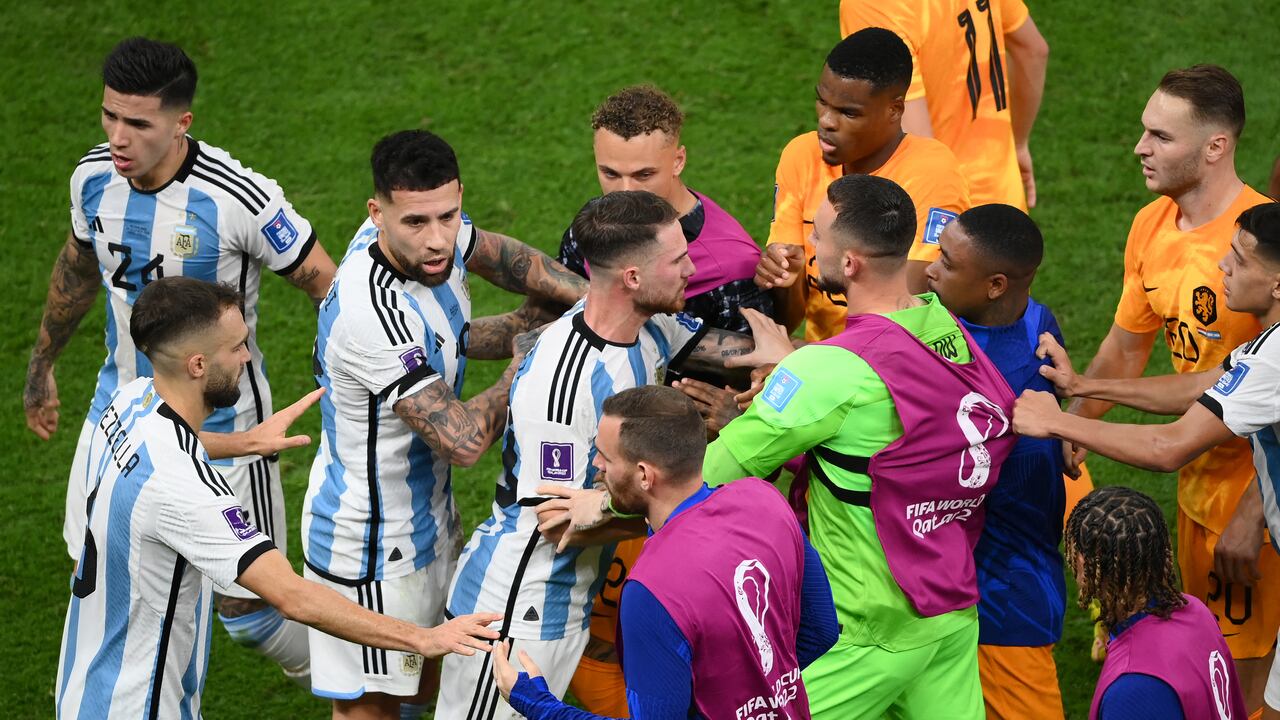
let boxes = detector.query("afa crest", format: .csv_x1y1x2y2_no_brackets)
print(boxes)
1192,285,1218,326
171,224,198,257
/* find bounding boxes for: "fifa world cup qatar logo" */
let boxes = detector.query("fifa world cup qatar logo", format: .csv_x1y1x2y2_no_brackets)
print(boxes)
1209,650,1233,719
955,392,1009,489
734,559,774,674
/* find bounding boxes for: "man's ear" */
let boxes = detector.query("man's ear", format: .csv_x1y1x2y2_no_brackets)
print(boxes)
621,264,642,292
987,273,1009,301
186,352,207,381
672,145,687,178
1204,131,1231,165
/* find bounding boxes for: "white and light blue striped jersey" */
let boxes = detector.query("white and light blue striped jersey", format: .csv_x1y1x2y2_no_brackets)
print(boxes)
1200,322,1280,553
57,377,275,720
446,299,706,640
302,215,475,585
69,138,315,468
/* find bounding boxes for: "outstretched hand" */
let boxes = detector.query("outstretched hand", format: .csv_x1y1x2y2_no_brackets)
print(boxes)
723,309,795,369
493,640,544,701
1035,332,1081,398
418,612,501,658
244,388,326,456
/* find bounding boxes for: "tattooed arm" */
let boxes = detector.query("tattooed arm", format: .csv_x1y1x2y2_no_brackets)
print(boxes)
467,229,587,307
25,234,101,439
679,327,758,376
393,353,523,467
281,239,337,311
467,298,559,360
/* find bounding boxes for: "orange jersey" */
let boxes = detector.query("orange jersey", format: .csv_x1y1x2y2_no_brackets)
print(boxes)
586,536,644,642
840,0,1030,209
1115,185,1271,532
767,131,970,340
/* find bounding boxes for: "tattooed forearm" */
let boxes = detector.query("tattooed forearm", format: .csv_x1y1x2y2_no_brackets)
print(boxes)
467,299,555,360
471,230,587,305
682,328,756,374
393,361,519,467
26,236,100,406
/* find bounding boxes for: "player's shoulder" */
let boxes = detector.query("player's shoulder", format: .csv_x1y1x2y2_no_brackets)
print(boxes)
71,142,115,184
779,132,822,169
900,134,963,169
1129,195,1178,232
189,139,284,217
1236,184,1272,211
137,403,238,500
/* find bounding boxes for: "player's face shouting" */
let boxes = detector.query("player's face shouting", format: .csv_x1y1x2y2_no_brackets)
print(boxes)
1134,90,1207,197
593,128,686,206
370,182,463,287
926,223,991,320
100,87,192,190
814,66,902,168
1219,229,1280,316
634,221,694,314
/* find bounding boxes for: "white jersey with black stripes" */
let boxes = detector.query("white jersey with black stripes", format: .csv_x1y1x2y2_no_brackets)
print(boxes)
301,215,475,586
56,377,275,720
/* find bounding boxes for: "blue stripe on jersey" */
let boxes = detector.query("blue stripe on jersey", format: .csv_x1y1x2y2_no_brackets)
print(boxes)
178,592,203,720
540,549,581,640
121,191,159,378
185,188,235,438
1255,427,1280,554
450,499,523,615
427,276,468,391
343,225,379,262
626,345,647,388
643,319,671,363
406,434,440,570
79,445,156,718
308,292,346,573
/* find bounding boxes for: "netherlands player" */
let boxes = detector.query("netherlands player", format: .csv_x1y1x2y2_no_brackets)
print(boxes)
1015,202,1280,719
839,0,1049,209
1067,64,1277,710
925,204,1067,719
491,385,838,719
705,175,1017,719
26,37,337,682
440,190,766,720
304,129,586,720
756,28,969,339
56,277,501,720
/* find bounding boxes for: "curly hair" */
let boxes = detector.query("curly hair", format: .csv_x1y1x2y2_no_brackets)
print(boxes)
1064,486,1185,631
591,85,684,140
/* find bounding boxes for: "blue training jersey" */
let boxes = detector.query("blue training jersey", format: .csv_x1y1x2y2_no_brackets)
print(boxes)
961,298,1067,647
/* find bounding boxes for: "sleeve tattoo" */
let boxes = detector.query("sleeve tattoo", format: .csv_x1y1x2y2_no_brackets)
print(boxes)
681,328,755,374
470,229,586,306
392,362,518,467
26,236,100,406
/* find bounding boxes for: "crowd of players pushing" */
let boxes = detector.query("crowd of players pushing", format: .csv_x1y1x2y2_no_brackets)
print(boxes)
27,5,1280,720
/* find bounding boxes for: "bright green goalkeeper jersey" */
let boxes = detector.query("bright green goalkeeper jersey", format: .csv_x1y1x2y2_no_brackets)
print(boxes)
704,294,977,652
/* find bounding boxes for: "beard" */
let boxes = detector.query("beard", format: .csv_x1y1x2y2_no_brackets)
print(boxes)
814,266,847,297
391,244,454,287
635,285,687,315
1149,152,1202,197
204,365,243,409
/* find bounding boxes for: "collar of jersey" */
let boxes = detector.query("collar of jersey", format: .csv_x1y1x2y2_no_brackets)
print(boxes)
368,241,411,284
572,308,638,349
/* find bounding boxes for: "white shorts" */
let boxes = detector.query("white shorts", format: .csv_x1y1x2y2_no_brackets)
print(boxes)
435,629,588,720
307,558,455,700
64,418,286,600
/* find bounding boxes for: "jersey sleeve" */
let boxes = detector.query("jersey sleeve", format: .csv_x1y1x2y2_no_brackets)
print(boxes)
906,153,971,263
1000,0,1031,33
1198,344,1280,437
229,169,317,277
155,466,276,589
715,346,864,476
767,136,812,249
510,406,598,503
838,0,927,101
341,302,443,403
651,312,709,372
69,172,91,246
1113,220,1162,333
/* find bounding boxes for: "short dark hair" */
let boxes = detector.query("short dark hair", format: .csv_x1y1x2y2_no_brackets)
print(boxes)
826,174,916,259
602,385,706,481
1238,202,1280,265
371,130,460,198
131,278,243,359
825,28,912,94
1065,486,1185,631
592,85,684,140
570,191,679,269
955,203,1044,279
102,37,198,109
1158,64,1245,138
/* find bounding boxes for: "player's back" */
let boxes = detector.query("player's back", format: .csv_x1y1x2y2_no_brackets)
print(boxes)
69,139,316,450
840,0,1029,208
961,298,1066,646
57,378,270,719
303,216,474,585
447,300,705,640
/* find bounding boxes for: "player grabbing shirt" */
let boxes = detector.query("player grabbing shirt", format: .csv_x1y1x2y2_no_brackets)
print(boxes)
840,0,1049,209
760,29,968,340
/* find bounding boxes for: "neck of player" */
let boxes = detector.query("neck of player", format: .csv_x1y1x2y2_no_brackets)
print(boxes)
842,272,922,318
1172,165,1243,231
582,285,651,344
842,130,905,176
152,372,212,433
646,475,704,533
668,184,698,217
969,293,1030,328
134,135,189,192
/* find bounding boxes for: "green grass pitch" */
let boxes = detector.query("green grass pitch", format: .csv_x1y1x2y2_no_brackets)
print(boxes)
2,1,1278,717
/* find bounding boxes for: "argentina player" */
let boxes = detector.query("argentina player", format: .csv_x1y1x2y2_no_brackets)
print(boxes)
25,37,338,683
